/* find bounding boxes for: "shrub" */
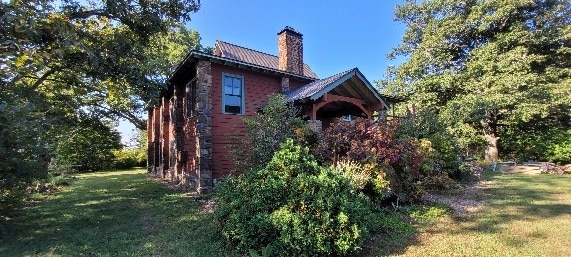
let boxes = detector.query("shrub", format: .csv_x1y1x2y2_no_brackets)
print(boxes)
227,94,313,172
547,129,571,164
216,140,379,256
330,160,371,190
314,119,431,203
113,148,147,169
395,108,462,175
456,162,484,181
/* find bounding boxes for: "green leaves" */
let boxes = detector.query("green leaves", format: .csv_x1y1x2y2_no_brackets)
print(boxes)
216,140,378,256
1,0,204,129
383,0,571,161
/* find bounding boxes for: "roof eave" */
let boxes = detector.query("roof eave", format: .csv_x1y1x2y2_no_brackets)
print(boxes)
168,51,319,84
353,69,390,110
305,68,389,110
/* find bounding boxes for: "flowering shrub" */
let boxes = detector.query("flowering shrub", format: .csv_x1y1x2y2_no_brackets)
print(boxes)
314,119,431,203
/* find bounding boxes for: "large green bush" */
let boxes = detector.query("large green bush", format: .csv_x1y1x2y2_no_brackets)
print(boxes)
216,140,379,256
0,100,46,213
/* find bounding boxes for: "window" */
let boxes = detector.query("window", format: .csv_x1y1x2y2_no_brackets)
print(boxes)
186,78,197,118
342,115,356,122
222,73,244,114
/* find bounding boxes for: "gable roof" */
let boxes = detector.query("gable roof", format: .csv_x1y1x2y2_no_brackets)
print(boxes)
286,67,389,109
215,41,318,79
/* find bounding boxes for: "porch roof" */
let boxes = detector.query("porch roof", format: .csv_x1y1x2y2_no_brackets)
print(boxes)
286,68,389,109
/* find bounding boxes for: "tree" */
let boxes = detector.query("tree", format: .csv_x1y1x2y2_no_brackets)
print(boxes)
1,0,203,129
1,0,203,208
383,0,571,162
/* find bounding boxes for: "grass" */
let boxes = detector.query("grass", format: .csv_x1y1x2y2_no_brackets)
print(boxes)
2,170,569,256
0,169,237,257
367,173,571,256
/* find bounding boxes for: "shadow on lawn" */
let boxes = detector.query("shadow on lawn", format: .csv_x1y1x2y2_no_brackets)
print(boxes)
451,173,571,236
0,170,234,257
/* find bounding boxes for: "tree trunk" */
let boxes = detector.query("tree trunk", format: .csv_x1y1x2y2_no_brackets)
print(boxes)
485,134,499,162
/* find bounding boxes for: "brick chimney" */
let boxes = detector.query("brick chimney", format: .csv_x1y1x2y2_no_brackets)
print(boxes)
278,26,304,75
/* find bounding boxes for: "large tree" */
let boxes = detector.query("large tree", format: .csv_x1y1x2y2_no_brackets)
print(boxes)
1,0,203,129
383,0,571,162
1,0,203,206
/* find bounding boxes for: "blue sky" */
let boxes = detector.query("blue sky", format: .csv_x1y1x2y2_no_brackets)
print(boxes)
119,0,407,143
191,0,406,81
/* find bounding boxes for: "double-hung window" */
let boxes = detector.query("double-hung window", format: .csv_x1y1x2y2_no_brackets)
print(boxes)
222,73,244,114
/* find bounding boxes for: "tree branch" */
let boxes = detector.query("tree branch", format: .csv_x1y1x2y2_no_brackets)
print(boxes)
31,67,63,91
68,9,116,20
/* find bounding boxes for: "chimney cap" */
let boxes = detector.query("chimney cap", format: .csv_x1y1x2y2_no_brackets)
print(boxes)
278,26,303,37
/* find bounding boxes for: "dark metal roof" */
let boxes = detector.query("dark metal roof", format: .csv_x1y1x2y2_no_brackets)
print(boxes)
286,68,355,101
286,67,392,110
215,41,318,79
168,51,318,85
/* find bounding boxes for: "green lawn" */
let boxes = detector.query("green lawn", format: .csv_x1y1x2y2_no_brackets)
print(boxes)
2,170,570,257
0,169,237,257
369,173,571,256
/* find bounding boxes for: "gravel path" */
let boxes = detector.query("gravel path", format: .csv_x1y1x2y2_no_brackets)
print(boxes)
424,182,487,215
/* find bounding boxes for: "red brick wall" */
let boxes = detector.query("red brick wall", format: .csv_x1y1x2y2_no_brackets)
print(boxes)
210,63,311,177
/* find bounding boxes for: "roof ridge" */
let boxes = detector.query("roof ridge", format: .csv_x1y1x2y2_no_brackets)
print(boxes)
216,40,279,58
317,67,356,81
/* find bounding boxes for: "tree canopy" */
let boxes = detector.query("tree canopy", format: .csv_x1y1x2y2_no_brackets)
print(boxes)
1,0,203,129
382,0,571,162
1,0,204,204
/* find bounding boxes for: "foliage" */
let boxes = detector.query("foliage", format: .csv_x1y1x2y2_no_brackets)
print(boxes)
457,162,485,181
227,94,312,171
423,174,457,191
1,0,203,207
502,123,571,164
396,107,462,172
0,97,45,212
315,119,433,203
382,0,571,162
1,0,203,128
48,117,122,173
216,140,380,256
113,148,147,169
113,129,148,169
331,160,371,191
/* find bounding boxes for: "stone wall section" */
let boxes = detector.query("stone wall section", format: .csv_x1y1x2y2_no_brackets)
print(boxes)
196,60,213,192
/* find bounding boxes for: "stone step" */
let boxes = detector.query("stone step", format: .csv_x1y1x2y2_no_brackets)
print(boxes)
499,165,541,175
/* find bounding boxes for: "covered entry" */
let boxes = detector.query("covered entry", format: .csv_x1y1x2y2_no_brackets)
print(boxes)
286,68,390,129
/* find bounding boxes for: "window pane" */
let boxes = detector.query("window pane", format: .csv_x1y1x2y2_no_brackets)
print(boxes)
225,84,233,95
223,74,243,114
233,77,242,95
225,105,241,113
225,95,241,106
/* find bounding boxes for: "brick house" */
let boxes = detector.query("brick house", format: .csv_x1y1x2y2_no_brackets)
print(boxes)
147,27,396,192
